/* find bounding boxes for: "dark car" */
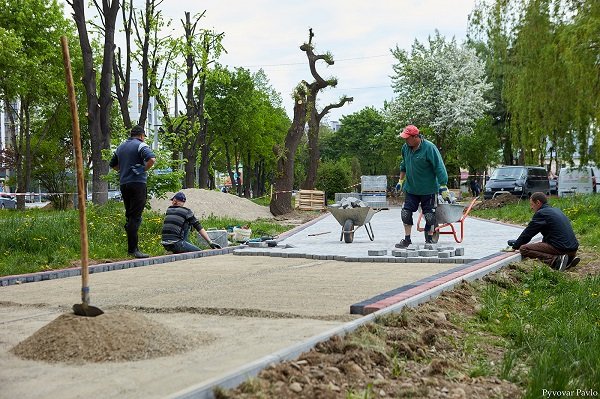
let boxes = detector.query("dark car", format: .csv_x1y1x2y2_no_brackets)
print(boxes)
0,193,17,209
483,166,550,200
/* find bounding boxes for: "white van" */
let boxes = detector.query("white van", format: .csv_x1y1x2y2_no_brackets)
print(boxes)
557,166,599,197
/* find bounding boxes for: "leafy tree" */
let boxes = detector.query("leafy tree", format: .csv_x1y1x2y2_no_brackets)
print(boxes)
468,0,599,167
388,30,492,158
0,0,77,209
321,107,399,180
316,159,352,201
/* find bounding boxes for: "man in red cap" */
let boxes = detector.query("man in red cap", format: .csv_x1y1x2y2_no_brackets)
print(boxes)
395,125,449,247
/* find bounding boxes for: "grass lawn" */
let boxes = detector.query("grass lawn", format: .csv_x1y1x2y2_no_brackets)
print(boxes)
0,201,293,277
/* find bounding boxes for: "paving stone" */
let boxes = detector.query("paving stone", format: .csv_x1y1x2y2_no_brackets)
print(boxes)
438,251,451,258
426,257,440,263
406,257,421,263
335,255,346,261
393,257,406,263
392,249,408,257
406,250,419,257
368,249,387,256
424,243,438,250
247,241,267,248
455,247,465,256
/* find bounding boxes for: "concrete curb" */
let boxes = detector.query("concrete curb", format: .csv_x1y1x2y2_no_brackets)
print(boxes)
168,251,522,399
0,246,237,287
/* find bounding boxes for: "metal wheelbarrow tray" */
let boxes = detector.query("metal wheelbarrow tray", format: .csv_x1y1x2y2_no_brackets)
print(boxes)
416,197,479,243
328,206,379,243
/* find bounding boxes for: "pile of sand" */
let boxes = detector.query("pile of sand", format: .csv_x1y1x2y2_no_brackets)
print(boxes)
472,193,522,210
11,310,203,363
149,189,273,221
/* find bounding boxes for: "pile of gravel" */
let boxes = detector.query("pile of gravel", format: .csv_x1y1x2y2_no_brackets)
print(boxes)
11,310,203,364
149,189,273,221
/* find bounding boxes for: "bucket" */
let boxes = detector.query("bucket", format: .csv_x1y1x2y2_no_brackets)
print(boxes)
232,227,252,242
200,229,229,248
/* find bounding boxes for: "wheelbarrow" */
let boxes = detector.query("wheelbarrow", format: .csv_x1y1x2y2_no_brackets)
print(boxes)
416,197,478,243
328,206,379,243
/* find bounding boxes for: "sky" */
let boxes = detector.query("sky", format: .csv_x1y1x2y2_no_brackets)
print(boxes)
63,0,479,123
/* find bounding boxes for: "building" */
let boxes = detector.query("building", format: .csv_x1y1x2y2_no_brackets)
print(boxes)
128,78,161,150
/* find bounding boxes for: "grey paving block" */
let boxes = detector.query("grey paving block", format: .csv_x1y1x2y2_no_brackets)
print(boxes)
358,257,373,262
368,249,387,256
281,253,289,258
407,250,419,257
426,257,440,263
455,247,465,256
345,257,360,262
391,249,408,257
406,257,421,263
393,257,407,263
270,252,283,257
318,255,329,260
438,251,451,258
424,243,438,250
335,255,346,261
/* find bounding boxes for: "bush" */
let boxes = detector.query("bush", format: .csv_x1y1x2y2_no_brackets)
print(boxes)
316,159,352,200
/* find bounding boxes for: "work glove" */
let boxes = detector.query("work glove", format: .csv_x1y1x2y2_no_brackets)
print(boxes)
439,185,450,202
395,179,405,192
209,242,221,249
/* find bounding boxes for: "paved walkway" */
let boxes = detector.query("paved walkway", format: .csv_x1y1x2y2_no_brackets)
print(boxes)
0,211,526,399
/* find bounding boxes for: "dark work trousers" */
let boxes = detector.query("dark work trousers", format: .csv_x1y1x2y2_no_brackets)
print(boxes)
403,192,437,234
120,182,147,253
520,242,577,268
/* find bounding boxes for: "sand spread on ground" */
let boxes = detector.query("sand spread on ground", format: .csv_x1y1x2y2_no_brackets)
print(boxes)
149,189,273,221
11,310,209,364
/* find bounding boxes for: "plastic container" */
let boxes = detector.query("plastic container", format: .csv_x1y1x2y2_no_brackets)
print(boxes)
232,227,252,242
199,229,228,248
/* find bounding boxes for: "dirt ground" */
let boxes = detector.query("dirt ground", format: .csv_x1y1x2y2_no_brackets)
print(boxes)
218,252,600,399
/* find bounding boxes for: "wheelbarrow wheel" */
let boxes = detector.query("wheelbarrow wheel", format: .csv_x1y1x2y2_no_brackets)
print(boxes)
343,219,354,243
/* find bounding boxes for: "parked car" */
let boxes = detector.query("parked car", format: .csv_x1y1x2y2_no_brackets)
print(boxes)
0,193,17,209
483,166,550,200
557,166,599,197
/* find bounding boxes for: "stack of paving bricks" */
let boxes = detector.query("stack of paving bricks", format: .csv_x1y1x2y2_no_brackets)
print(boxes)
360,175,387,208
297,190,325,211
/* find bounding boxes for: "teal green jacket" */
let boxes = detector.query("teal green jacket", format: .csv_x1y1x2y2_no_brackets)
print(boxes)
400,138,448,195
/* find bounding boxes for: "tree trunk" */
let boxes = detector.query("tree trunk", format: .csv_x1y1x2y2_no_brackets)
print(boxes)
71,0,119,205
270,88,307,216
198,118,211,188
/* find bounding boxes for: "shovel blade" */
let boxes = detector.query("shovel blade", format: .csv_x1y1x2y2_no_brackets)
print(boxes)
73,303,104,317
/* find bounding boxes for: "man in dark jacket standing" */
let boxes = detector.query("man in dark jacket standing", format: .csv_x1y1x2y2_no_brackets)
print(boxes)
510,192,580,271
161,192,221,253
109,125,156,258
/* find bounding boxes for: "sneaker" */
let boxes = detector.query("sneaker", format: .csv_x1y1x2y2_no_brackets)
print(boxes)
395,239,412,248
566,256,580,270
553,254,569,271
128,250,149,259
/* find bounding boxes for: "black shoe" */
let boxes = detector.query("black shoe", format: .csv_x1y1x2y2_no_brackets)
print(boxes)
395,239,412,248
129,250,149,259
425,236,434,244
553,254,569,271
566,256,580,270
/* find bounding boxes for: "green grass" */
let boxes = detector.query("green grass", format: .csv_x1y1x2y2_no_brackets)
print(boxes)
474,264,600,397
0,201,293,277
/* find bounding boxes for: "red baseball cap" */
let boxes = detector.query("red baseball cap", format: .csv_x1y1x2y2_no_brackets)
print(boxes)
399,125,419,138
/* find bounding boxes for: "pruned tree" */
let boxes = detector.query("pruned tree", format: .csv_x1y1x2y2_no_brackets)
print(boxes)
69,0,120,204
299,29,353,190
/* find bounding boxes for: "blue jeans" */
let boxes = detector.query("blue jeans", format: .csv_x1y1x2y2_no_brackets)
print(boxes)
162,228,201,254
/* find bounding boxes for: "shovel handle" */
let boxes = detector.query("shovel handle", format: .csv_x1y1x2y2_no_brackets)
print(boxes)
61,36,90,305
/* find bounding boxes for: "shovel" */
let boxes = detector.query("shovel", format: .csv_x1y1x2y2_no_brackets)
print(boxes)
61,36,103,317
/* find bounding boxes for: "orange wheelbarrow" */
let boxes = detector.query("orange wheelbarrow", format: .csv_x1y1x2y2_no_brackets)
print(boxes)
416,197,478,243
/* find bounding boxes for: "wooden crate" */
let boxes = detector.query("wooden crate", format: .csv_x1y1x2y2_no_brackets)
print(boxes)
297,189,325,211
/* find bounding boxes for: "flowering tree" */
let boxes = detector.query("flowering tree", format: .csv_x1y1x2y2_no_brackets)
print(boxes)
388,30,491,157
